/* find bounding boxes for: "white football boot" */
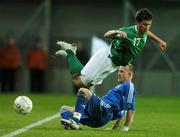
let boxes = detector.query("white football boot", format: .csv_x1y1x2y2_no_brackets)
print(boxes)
69,119,80,130
57,41,77,55
55,50,67,57
61,119,80,130
60,119,71,129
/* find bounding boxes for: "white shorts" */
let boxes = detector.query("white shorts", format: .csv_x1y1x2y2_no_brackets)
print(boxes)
80,47,118,86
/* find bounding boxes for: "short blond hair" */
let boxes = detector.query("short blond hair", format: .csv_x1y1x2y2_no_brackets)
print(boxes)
126,64,134,73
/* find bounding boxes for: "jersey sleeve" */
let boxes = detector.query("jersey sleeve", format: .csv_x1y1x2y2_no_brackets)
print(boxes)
125,83,136,111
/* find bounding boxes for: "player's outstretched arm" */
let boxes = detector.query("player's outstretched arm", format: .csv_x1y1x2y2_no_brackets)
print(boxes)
122,110,135,132
104,30,127,39
147,31,167,51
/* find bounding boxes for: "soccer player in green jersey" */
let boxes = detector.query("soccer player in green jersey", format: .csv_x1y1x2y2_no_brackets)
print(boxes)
55,8,166,88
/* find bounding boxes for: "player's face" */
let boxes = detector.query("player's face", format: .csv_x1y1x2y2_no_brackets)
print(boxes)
137,20,152,33
118,66,131,83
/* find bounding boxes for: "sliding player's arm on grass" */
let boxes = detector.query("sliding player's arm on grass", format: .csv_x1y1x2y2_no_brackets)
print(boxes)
147,31,167,51
105,110,135,131
122,109,135,132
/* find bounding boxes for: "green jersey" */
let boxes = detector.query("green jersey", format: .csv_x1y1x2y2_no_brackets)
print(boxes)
110,25,148,66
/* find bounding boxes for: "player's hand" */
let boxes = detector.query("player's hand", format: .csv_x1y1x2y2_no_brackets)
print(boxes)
121,126,129,132
104,30,127,38
117,31,127,38
159,41,167,51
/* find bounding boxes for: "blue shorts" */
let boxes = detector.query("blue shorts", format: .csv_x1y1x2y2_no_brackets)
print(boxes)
81,93,113,127
60,93,113,128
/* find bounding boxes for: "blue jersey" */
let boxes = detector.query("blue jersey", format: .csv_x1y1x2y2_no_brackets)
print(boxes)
101,82,136,120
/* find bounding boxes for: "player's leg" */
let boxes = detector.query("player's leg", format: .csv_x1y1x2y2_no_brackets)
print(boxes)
66,49,84,76
61,93,109,128
61,88,92,130
56,42,118,88
80,47,118,86
64,49,85,87
86,95,113,127
71,88,92,123
60,106,74,129
55,41,85,87
60,105,74,119
69,47,116,88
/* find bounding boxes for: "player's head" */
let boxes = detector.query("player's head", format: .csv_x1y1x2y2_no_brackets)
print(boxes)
135,8,153,33
118,64,133,83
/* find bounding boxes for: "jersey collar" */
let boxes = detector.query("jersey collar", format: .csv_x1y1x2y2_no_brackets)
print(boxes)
135,25,138,32
135,25,145,37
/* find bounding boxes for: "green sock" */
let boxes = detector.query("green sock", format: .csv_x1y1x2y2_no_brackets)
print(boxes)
66,50,84,75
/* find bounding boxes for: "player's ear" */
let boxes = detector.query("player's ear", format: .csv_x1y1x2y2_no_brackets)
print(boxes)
129,72,133,78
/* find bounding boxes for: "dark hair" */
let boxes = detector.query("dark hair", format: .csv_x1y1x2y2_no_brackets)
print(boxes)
135,8,153,22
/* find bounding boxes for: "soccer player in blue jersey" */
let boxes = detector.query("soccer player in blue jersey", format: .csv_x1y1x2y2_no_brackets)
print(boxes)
60,64,136,131
55,8,166,89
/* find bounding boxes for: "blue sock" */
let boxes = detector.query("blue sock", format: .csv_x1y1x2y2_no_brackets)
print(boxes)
60,108,73,119
73,90,88,123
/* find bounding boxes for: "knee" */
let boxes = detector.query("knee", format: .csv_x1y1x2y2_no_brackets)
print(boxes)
60,105,68,112
61,105,67,109
78,88,92,100
60,106,73,119
60,105,74,113
78,88,88,95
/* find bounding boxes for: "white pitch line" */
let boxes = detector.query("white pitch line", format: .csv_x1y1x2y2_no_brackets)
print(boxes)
1,113,59,137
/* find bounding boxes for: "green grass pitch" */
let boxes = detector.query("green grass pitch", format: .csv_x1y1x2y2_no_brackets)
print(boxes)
0,94,180,137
